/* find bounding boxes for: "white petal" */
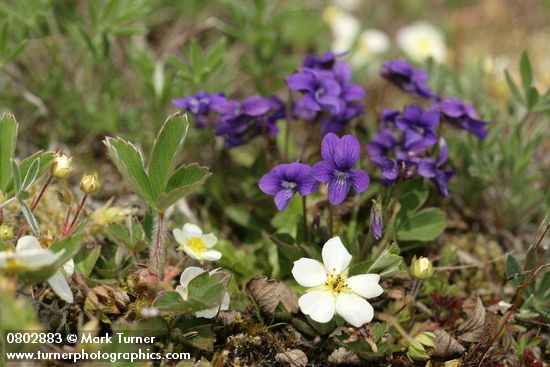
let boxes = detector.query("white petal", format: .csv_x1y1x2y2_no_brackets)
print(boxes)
175,285,188,301
14,249,63,268
195,292,230,318
346,274,383,299
298,291,335,323
220,292,230,311
200,250,222,262
292,258,327,287
179,267,204,287
47,271,73,303
182,223,203,236
16,236,42,251
322,237,352,275
335,292,374,327
63,259,75,276
202,233,217,248
172,228,186,244
0,252,10,267
195,307,218,319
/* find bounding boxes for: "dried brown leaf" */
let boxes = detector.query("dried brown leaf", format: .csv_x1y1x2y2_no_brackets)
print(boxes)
433,329,465,358
246,277,298,314
327,347,361,365
457,296,485,343
275,349,308,366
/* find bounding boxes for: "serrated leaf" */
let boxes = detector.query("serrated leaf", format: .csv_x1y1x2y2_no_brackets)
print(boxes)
351,243,404,278
148,113,188,197
104,137,156,207
397,208,446,242
0,113,17,192
154,272,228,313
155,164,210,212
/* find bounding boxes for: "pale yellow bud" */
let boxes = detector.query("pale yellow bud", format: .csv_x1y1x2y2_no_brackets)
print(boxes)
51,154,73,179
0,191,6,204
80,173,100,194
410,256,433,280
0,225,14,240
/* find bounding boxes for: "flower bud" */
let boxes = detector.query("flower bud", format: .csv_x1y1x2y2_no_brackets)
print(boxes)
0,190,6,204
370,199,383,240
410,256,433,280
51,154,73,179
80,173,100,194
407,332,435,361
0,225,14,240
56,188,73,205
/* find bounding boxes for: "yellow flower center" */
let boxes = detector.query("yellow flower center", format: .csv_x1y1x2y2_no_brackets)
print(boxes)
416,37,432,51
326,273,348,294
186,237,206,254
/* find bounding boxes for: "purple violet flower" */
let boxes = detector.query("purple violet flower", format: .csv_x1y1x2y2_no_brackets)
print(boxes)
302,51,337,69
435,97,488,139
215,95,285,148
259,163,318,211
312,133,370,205
417,138,454,196
172,91,226,128
381,60,434,98
370,200,383,240
395,104,440,152
287,52,365,135
286,68,345,115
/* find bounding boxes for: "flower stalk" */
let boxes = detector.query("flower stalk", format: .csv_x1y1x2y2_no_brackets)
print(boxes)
151,212,165,278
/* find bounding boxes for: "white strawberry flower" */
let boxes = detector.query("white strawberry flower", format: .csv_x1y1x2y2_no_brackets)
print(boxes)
396,21,447,63
173,223,221,263
176,266,230,319
0,236,74,303
292,236,383,327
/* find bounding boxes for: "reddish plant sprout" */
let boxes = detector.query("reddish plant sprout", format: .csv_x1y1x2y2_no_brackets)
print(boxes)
523,349,543,367
431,292,463,327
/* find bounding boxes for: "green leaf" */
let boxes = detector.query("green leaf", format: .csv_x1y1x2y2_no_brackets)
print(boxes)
11,159,21,194
520,51,532,92
21,157,39,192
104,137,156,207
155,164,210,212
10,151,54,195
505,254,523,287
526,86,540,109
398,179,429,216
396,208,446,242
0,113,17,192
20,201,39,236
154,272,228,313
505,70,524,104
75,245,101,277
148,113,189,197
351,243,404,278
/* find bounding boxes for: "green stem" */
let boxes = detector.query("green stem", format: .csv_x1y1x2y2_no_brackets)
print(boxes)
302,196,308,242
328,205,334,237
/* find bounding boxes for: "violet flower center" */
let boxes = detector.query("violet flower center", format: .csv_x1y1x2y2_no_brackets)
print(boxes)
333,170,350,182
281,180,298,190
